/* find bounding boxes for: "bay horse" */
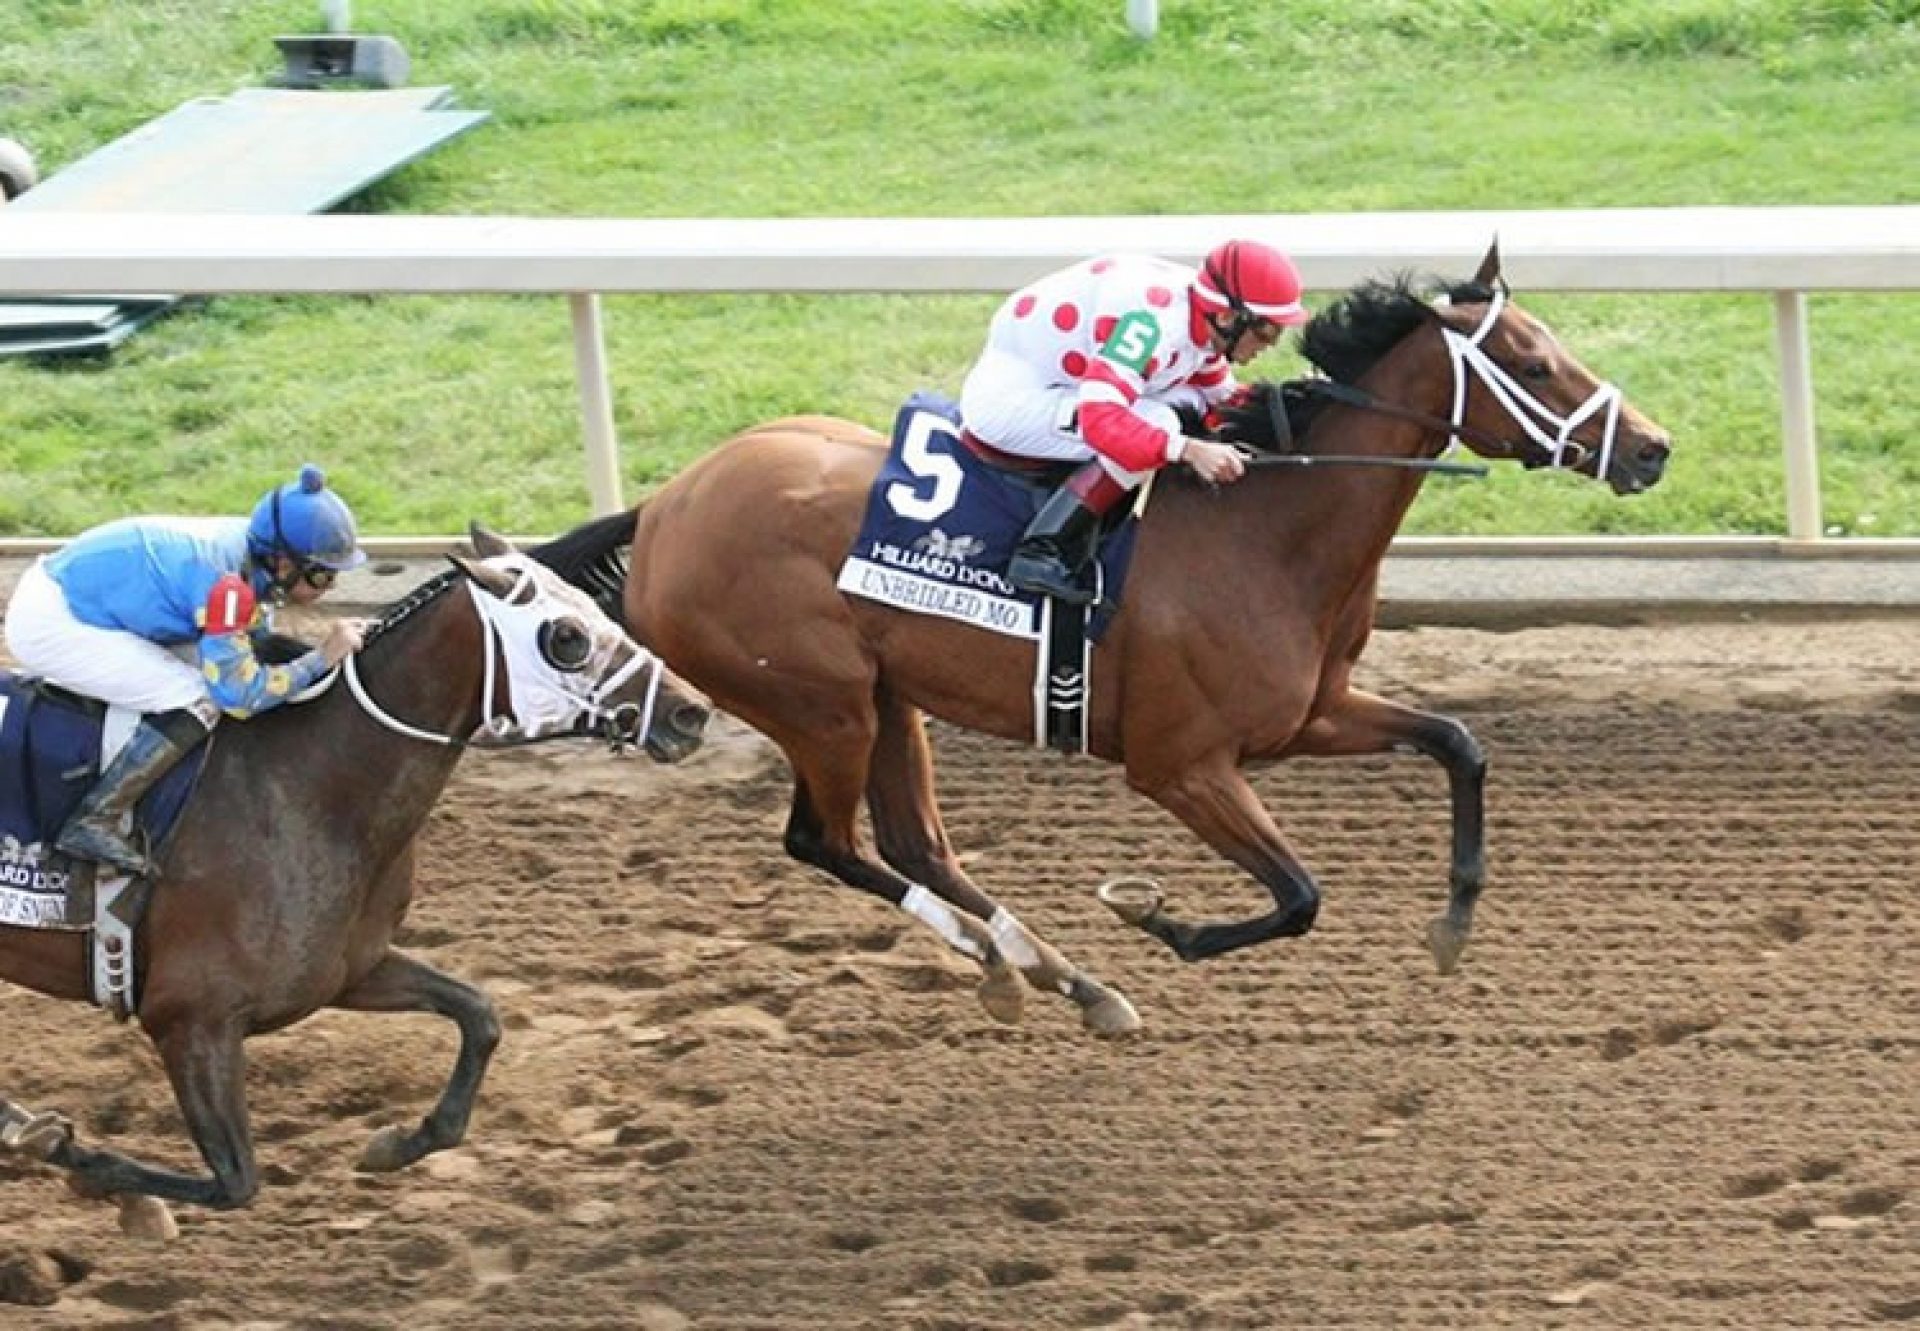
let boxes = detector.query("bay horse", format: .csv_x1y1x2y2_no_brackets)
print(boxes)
0,527,711,1227
536,242,1671,1035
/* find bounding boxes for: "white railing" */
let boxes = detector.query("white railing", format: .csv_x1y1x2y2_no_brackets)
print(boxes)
1,205,1915,547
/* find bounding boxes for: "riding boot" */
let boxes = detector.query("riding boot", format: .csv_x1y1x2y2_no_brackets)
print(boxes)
1006,462,1123,606
55,710,207,877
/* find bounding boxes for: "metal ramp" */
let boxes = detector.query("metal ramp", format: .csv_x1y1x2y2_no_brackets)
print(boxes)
0,87,487,357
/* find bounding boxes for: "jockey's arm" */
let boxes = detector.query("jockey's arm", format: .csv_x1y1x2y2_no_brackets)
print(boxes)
197,631,333,718
192,573,332,718
248,626,318,666
1078,362,1250,486
1076,362,1180,472
1069,293,1243,465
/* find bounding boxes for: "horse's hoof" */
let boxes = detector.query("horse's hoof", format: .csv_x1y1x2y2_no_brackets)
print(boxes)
976,963,1026,1025
1427,916,1471,975
0,1108,73,1161
1079,984,1143,1038
356,1125,417,1174
117,1194,179,1242
1096,876,1163,928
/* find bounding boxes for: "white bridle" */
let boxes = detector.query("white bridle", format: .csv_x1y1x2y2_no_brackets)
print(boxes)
341,558,663,748
1441,288,1623,479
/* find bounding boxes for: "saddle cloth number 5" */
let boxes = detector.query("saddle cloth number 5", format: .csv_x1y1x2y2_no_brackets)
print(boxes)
885,410,965,523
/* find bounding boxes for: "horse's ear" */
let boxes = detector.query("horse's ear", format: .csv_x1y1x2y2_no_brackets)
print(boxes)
1473,237,1502,288
468,522,516,559
448,553,522,602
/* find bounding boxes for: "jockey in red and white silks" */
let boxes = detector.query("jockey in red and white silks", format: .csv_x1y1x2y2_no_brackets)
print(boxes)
964,253,1219,475
959,240,1310,606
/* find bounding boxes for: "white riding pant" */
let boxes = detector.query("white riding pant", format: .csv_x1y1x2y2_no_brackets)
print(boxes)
959,348,1173,487
5,559,210,714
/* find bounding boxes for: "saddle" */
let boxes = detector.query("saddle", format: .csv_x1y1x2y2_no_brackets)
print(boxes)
837,392,1146,754
838,391,1142,634
0,673,206,926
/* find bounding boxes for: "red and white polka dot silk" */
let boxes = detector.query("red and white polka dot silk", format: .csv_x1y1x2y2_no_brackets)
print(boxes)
977,254,1236,472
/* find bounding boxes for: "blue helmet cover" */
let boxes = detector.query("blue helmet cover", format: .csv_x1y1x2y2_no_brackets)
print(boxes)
247,464,368,571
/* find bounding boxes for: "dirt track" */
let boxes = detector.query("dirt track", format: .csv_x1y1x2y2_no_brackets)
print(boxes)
1,616,1916,1329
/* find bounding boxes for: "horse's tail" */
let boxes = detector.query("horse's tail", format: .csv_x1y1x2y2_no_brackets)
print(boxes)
530,506,641,622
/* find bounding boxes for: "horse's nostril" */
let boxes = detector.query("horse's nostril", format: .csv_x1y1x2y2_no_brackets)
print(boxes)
675,704,711,738
1639,438,1672,466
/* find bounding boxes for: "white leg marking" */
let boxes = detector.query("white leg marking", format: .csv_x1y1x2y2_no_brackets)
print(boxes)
988,907,1042,969
902,884,985,960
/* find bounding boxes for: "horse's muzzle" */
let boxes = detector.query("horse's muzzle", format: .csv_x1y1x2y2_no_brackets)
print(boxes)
1608,434,1673,495
637,699,711,764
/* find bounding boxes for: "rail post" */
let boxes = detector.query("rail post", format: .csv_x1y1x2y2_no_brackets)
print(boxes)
568,292,625,517
1772,290,1823,542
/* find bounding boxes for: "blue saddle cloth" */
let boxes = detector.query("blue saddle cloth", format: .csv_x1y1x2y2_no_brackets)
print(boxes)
0,674,206,921
835,391,1137,640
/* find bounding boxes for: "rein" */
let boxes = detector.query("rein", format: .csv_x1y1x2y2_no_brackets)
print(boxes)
1242,443,1490,477
329,569,465,744
343,654,460,746
1298,380,1513,459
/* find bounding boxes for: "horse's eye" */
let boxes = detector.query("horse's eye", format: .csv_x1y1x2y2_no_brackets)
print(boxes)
1520,359,1553,383
538,618,593,671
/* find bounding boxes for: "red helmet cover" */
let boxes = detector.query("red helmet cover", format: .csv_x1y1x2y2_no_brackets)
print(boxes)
1193,240,1309,325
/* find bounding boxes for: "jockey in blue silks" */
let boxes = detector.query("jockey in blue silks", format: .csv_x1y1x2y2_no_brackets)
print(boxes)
3,464,369,875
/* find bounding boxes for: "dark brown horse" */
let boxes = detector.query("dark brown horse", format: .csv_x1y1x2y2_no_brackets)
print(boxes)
0,528,711,1228
538,243,1671,1036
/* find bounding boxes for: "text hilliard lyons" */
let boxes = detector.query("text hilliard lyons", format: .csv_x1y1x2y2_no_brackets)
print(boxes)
836,538,1037,639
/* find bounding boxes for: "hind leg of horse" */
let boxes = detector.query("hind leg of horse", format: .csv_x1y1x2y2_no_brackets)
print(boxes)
45,1016,258,1210
866,697,1140,1036
1125,759,1323,963
1292,689,1486,974
332,949,501,1173
777,728,1026,1024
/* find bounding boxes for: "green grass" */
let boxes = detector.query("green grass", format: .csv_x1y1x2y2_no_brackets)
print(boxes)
0,0,1915,537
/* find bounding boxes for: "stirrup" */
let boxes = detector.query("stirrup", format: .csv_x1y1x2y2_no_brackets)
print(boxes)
1007,552,1095,606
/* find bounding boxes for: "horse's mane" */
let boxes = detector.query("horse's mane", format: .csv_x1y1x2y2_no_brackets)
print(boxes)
1301,272,1455,385
358,568,461,653
344,511,638,662
529,508,638,622
1213,271,1494,451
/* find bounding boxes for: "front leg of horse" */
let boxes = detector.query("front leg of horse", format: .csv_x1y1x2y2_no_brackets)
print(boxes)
1294,690,1487,974
891,877,1141,1037
333,950,501,1173
865,703,1140,1036
902,874,1141,1038
30,1017,259,1222
779,758,1034,1026
1121,764,1322,963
